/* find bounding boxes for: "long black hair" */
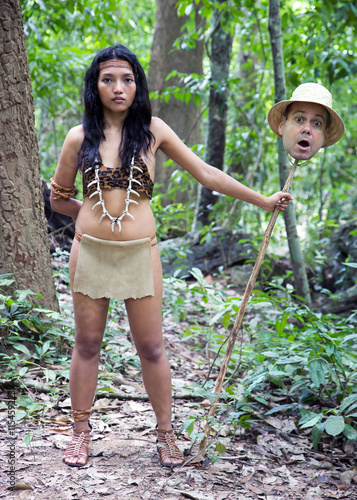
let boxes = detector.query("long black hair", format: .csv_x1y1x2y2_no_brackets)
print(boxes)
78,44,154,169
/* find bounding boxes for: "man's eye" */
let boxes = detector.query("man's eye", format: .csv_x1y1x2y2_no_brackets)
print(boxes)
314,120,321,127
295,117,303,122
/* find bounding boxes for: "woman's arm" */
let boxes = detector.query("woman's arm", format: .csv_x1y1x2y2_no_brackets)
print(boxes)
151,117,293,212
50,125,84,218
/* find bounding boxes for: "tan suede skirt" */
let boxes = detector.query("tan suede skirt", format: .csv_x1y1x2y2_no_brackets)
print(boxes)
73,234,155,300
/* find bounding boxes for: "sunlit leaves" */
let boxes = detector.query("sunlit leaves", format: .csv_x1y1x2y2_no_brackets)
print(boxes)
19,0,357,239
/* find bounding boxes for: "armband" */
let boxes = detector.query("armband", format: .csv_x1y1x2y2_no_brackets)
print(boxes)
50,178,75,200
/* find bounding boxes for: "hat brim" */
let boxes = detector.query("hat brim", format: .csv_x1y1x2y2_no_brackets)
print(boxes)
267,99,345,147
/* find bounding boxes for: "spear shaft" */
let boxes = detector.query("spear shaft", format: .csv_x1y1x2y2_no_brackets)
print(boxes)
200,158,299,452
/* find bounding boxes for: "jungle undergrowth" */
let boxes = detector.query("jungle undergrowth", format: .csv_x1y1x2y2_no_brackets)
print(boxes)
1,263,357,457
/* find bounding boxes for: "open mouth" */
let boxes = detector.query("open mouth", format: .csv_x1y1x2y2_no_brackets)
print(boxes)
298,140,310,148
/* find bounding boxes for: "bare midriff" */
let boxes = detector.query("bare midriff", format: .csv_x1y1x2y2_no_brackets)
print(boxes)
75,187,156,241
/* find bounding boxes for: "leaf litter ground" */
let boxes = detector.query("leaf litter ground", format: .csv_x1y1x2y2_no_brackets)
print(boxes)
1,278,357,500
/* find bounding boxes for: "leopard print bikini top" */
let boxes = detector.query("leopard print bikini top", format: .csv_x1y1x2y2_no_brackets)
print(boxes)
81,155,154,199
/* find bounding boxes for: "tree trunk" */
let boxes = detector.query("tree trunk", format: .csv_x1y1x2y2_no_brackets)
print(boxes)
198,1,233,226
148,0,204,199
268,0,311,305
0,0,58,311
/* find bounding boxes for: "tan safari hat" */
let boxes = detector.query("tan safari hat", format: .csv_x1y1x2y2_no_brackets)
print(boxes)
267,82,345,147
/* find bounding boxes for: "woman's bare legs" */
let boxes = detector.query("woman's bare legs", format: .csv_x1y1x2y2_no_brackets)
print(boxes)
64,241,181,465
69,291,109,419
125,245,183,465
63,239,109,465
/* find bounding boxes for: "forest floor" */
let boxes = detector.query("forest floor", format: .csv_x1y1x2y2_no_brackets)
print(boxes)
1,277,357,500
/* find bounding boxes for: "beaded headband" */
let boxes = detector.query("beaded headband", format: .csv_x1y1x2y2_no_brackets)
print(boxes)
98,60,133,72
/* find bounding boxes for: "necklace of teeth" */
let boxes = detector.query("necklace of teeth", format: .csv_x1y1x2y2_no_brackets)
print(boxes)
85,155,143,232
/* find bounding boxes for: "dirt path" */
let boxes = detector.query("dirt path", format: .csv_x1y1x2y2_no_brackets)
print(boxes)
1,293,357,499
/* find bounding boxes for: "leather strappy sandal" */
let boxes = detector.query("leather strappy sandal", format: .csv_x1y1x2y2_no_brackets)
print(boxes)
156,428,185,467
63,409,92,467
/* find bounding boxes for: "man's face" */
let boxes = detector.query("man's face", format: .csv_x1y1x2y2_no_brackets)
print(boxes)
278,102,328,160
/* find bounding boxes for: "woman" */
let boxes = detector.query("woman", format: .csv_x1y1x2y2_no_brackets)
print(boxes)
51,44,292,468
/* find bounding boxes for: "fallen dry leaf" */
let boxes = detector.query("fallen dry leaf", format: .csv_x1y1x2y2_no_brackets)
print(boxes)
9,483,33,491
245,481,264,494
2,287,357,500
340,468,357,485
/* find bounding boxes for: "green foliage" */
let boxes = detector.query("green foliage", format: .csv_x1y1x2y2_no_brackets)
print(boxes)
0,273,140,421
151,162,199,240
2,261,357,454
242,294,357,449
20,0,357,241
0,274,73,423
0,275,72,369
15,0,357,455
150,70,209,107
164,271,357,453
152,1,356,252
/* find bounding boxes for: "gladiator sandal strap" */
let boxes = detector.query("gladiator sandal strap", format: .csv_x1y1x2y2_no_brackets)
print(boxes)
63,428,91,467
156,428,185,468
71,408,92,422
63,409,92,467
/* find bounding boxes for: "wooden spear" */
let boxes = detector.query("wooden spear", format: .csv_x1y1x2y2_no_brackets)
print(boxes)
199,158,299,452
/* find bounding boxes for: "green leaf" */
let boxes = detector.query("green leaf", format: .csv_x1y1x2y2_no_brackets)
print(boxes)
266,403,297,415
23,432,34,447
345,404,357,417
309,360,326,388
179,417,196,435
215,443,226,455
343,424,357,441
14,410,27,422
189,267,207,287
275,310,289,336
13,344,31,357
325,416,345,436
0,278,15,287
222,312,231,329
340,394,357,413
41,339,52,355
325,343,335,357
299,388,317,405
18,366,28,377
187,421,195,435
16,289,38,302
300,414,322,429
16,396,34,407
96,387,116,393
43,368,57,382
312,423,324,450
253,395,268,406
193,94,201,107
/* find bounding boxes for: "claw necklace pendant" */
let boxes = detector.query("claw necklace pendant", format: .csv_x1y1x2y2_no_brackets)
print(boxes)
85,155,143,232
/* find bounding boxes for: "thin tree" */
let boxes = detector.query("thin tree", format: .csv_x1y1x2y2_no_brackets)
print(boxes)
268,0,311,305
198,1,233,226
0,0,58,311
